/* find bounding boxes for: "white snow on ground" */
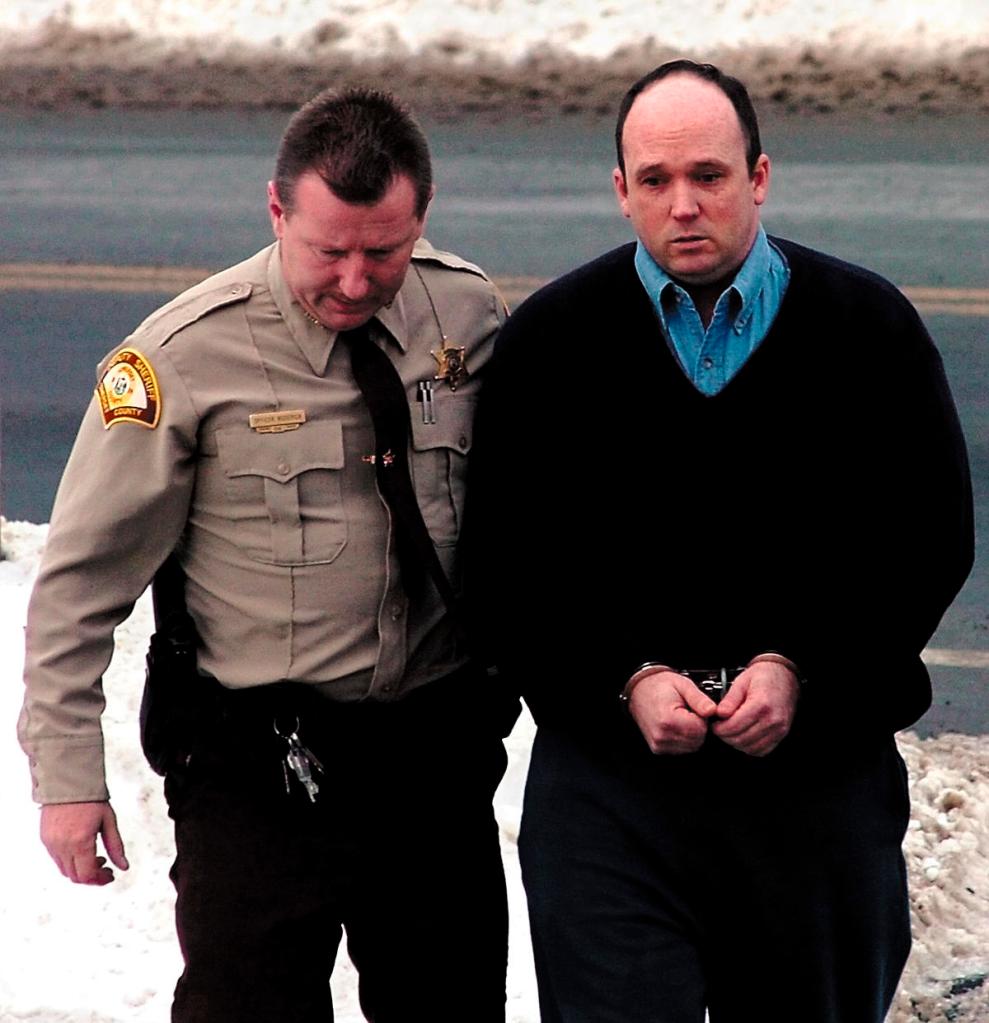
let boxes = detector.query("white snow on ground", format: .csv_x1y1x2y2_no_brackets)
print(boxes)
0,519,536,1023
2,518,988,1021
2,0,987,63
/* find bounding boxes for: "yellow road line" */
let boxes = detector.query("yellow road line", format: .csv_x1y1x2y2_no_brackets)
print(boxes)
923,648,989,669
0,263,214,294
1,264,987,315
901,286,989,316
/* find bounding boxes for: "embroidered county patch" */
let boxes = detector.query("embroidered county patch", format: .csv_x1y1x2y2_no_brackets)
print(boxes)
96,348,161,429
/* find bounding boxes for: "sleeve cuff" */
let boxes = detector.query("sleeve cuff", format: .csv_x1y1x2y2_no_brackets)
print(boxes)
24,737,110,805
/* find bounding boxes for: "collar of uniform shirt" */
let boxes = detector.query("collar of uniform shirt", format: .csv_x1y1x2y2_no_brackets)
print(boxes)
267,242,411,377
633,227,790,397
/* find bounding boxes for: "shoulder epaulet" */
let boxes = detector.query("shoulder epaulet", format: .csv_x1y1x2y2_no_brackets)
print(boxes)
412,238,490,281
131,279,254,351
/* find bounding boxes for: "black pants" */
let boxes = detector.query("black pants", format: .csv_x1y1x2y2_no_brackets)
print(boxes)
519,725,912,1023
165,676,510,1022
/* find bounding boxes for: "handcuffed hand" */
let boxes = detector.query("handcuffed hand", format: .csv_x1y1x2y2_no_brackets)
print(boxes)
711,659,800,756
627,671,719,755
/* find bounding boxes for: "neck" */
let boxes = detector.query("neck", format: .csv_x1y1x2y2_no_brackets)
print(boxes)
682,277,733,328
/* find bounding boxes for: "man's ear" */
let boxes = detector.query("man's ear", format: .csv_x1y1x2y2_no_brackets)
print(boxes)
613,167,631,219
751,154,771,208
267,180,286,238
416,185,436,239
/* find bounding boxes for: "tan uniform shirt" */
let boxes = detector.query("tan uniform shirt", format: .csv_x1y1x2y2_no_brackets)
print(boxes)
19,240,506,804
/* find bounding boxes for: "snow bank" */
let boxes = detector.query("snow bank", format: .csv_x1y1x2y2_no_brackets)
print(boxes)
3,0,987,62
2,0,988,113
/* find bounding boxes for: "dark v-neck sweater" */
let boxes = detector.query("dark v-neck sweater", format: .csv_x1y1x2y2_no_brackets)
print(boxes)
467,238,973,745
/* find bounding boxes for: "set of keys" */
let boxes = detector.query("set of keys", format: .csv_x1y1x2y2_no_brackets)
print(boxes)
274,716,324,803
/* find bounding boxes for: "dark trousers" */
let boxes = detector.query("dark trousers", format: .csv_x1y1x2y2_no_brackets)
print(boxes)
165,676,510,1022
519,725,912,1023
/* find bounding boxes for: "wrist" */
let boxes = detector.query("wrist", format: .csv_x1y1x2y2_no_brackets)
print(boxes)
747,651,803,682
620,662,676,704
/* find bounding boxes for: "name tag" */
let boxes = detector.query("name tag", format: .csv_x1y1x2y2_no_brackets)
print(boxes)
248,409,307,433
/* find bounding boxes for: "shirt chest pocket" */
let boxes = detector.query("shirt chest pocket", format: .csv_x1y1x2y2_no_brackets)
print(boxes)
410,394,474,548
216,420,347,565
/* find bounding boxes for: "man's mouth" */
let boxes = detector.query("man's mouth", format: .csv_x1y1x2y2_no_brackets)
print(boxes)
325,295,375,312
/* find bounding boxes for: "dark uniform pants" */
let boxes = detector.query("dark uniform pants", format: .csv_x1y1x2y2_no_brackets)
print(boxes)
164,676,510,1023
519,725,912,1023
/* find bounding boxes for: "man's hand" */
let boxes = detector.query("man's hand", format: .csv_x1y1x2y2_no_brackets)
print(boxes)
628,671,719,755
40,801,129,886
711,660,800,757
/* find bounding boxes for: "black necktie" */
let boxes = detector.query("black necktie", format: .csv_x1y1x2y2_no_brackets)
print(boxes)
339,325,458,612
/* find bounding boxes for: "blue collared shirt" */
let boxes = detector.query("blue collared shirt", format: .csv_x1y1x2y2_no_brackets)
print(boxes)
634,228,790,396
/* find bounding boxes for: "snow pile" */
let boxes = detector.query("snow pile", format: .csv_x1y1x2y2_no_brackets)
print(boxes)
897,734,989,1020
2,0,988,114
0,519,535,1023
2,518,987,1022
3,0,987,63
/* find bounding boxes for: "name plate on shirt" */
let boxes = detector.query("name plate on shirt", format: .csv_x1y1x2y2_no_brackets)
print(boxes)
248,409,307,433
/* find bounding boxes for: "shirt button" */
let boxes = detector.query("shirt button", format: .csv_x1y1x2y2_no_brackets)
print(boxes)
277,462,290,475
382,683,394,694
702,357,714,370
458,435,468,449
390,604,404,619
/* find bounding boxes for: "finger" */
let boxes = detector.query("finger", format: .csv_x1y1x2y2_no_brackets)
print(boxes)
100,814,130,873
70,851,109,886
714,716,786,757
642,709,709,755
711,696,761,737
45,839,88,883
733,732,782,758
677,679,718,719
650,732,707,756
51,851,75,883
713,677,748,717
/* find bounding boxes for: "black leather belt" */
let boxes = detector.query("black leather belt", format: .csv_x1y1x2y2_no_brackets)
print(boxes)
678,666,746,703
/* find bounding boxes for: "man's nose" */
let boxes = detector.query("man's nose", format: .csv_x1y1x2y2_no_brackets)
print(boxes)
337,258,373,300
670,181,699,220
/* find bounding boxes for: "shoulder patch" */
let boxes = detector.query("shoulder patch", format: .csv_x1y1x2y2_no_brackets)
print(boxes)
96,347,161,429
412,238,489,280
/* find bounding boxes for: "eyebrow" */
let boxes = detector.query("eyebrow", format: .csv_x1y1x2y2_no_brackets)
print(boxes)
634,158,731,179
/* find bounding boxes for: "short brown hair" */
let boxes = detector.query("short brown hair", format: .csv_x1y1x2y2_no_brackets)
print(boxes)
615,60,763,177
274,87,432,217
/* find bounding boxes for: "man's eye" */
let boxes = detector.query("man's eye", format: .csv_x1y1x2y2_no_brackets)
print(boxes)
697,173,722,184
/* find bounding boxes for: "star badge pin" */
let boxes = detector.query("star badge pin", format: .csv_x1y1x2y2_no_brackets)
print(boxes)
431,343,469,391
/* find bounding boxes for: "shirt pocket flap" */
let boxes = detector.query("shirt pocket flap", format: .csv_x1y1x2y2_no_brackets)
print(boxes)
410,395,474,455
216,420,345,483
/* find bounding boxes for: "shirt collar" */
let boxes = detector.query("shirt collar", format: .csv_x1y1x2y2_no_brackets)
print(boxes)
267,243,410,377
634,226,773,331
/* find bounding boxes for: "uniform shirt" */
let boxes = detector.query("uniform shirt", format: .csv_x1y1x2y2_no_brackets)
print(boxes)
634,227,790,396
19,239,505,804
